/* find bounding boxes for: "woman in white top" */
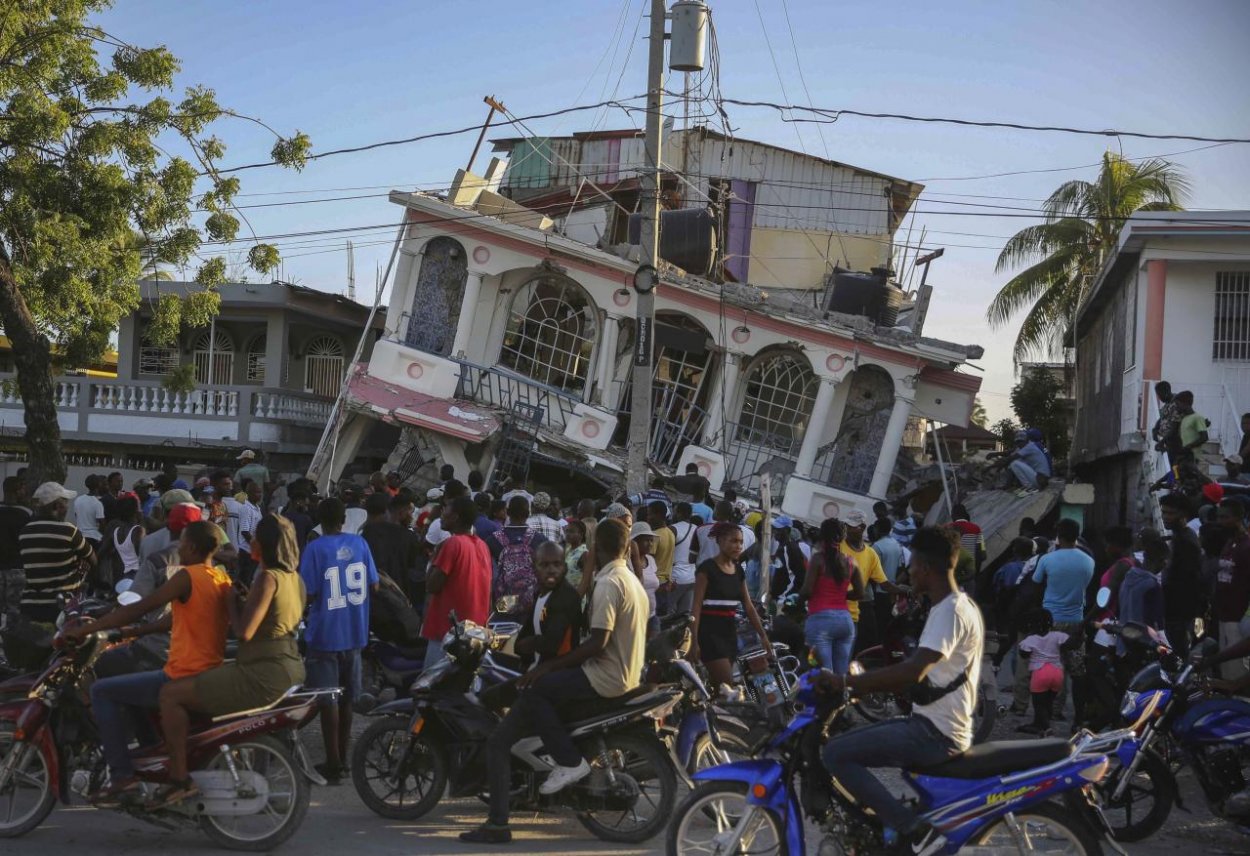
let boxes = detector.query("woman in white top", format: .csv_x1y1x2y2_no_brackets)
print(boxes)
631,522,660,633
106,495,144,581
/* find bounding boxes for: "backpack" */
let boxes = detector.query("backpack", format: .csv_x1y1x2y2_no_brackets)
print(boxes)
492,528,538,614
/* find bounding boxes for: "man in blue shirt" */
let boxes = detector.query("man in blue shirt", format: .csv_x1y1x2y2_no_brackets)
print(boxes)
1032,518,1093,724
992,431,1052,492
299,497,380,783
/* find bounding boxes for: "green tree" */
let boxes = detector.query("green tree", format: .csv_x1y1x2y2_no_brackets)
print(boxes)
970,397,989,428
991,417,1020,448
0,2,310,482
1010,369,1070,461
987,152,1188,362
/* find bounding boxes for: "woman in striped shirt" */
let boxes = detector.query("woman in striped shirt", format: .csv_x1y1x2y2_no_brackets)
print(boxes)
688,522,772,690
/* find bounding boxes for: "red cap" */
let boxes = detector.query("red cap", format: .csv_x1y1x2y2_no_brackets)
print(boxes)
166,502,203,534
1202,482,1225,505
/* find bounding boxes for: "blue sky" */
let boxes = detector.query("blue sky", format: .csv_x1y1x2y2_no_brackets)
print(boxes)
97,0,1250,421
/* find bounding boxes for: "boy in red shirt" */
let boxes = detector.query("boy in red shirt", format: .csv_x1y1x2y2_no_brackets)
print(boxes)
422,495,491,668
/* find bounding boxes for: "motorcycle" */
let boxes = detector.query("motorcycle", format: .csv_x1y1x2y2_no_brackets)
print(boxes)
667,669,1134,856
351,612,682,843
0,629,331,851
851,594,997,743
1093,619,1250,842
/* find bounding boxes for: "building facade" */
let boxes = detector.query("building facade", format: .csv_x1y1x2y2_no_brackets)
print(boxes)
1073,211,1250,529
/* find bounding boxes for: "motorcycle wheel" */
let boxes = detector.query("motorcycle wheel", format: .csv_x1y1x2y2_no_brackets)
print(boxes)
970,800,1104,855
576,733,677,844
972,682,997,745
351,716,447,820
1094,747,1174,842
0,728,55,838
689,731,751,776
667,781,788,856
198,735,310,852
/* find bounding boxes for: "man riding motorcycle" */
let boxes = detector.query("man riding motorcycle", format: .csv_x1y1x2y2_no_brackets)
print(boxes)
818,526,984,856
459,517,649,845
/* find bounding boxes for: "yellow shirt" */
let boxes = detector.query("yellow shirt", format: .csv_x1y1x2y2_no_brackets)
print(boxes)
840,541,886,622
652,526,676,583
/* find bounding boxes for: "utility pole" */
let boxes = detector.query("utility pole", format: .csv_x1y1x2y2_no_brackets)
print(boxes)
625,0,669,495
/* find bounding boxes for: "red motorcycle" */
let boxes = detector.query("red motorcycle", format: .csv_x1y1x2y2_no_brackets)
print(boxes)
0,631,333,851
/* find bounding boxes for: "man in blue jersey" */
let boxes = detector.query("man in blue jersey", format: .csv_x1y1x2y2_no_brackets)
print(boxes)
299,497,379,784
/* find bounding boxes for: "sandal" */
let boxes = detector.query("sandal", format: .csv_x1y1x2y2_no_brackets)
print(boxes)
146,778,199,810
90,776,142,807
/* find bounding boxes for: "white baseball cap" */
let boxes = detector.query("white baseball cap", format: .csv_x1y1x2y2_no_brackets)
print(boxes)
237,449,257,461
33,482,76,506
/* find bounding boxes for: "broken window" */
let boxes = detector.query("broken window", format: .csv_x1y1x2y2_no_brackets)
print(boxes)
498,275,598,396
736,352,817,450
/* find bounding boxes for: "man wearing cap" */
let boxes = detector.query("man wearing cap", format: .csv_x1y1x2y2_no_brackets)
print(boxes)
1223,454,1250,487
842,509,906,652
139,488,195,562
768,516,808,602
990,432,1052,492
527,492,565,545
234,450,269,492
132,478,158,519
18,482,95,623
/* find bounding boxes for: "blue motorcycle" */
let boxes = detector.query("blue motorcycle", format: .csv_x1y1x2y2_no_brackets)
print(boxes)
668,671,1134,856
1095,626,1250,841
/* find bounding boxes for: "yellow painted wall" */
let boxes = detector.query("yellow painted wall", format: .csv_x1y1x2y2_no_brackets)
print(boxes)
745,228,890,290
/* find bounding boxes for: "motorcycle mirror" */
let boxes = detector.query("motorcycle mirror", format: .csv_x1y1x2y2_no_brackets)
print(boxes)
117,591,143,607
1095,587,1111,609
115,578,134,594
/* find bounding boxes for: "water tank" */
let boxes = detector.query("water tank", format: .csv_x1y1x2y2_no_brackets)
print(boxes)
627,208,718,276
824,268,904,327
670,1,709,72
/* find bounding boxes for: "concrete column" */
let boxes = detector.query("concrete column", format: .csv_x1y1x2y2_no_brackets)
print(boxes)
1143,259,1167,381
794,377,839,478
703,352,742,449
115,315,139,380
450,270,485,359
595,316,620,407
868,391,916,499
263,310,289,389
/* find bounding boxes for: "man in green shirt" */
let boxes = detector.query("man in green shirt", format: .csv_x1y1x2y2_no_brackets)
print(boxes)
234,450,270,490
1176,390,1210,453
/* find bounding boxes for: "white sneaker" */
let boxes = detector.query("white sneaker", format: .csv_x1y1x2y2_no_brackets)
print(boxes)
539,759,591,795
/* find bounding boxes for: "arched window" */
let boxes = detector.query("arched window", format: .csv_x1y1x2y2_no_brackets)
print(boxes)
304,335,345,398
405,236,467,355
736,352,818,450
498,276,597,394
246,334,266,383
192,329,234,385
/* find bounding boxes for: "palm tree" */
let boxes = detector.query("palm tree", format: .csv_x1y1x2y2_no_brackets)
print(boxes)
987,152,1189,361
970,397,989,428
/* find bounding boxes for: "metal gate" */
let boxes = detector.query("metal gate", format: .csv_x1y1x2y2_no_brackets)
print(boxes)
304,336,345,398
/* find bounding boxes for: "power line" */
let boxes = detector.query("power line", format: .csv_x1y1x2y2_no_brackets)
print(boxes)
916,142,1234,182
718,98,1250,145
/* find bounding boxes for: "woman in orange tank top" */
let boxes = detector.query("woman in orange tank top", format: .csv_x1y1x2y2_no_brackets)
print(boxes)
66,519,231,807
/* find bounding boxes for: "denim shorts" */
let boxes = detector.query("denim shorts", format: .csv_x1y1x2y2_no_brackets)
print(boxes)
304,648,362,704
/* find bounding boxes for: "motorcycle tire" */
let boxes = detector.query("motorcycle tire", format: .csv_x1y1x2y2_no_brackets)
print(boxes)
351,716,448,820
667,781,790,856
576,733,677,844
689,731,752,776
972,683,997,745
970,800,1104,855
198,735,311,852
0,731,56,839
1094,746,1175,843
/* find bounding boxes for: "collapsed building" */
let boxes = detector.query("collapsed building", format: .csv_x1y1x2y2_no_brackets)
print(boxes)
318,127,985,523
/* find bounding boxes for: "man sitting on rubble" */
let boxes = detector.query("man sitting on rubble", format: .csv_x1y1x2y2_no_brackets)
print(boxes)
988,431,1052,493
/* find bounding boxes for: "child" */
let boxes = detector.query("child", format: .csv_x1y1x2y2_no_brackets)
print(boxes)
1017,608,1069,735
564,520,587,592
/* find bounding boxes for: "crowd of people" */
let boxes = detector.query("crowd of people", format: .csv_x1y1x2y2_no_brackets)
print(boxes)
1,436,1248,846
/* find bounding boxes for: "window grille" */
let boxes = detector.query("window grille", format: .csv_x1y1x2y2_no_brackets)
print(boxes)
304,335,345,398
736,353,818,449
1214,271,1250,361
498,276,597,395
192,329,235,385
246,335,266,382
138,346,179,376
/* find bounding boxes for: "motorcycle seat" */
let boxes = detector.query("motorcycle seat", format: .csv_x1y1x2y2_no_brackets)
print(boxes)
560,684,658,723
910,738,1073,779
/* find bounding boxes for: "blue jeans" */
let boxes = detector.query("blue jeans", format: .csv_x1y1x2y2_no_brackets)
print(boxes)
305,648,362,704
823,715,958,833
90,669,170,778
805,610,856,673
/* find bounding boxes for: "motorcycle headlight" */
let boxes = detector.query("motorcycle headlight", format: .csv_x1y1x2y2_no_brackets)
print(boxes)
1119,691,1140,718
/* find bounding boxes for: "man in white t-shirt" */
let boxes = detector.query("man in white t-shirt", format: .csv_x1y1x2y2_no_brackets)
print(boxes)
72,475,106,547
819,526,983,856
694,500,756,564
